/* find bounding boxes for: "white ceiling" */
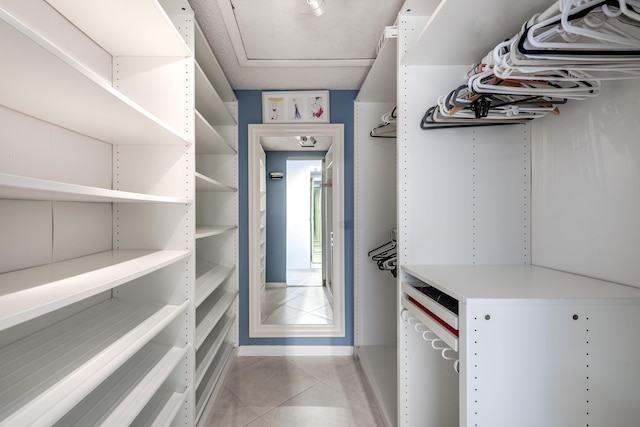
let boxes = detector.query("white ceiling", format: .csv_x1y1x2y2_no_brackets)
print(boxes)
188,0,404,90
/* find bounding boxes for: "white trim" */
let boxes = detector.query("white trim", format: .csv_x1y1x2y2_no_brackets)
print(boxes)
238,345,353,357
248,124,346,338
265,282,288,289
216,0,373,68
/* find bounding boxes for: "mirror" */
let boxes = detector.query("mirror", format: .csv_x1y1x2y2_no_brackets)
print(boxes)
248,124,345,337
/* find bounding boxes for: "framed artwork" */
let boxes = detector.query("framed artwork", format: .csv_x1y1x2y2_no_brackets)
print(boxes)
262,91,329,123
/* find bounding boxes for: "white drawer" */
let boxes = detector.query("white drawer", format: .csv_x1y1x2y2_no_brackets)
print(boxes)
401,281,459,330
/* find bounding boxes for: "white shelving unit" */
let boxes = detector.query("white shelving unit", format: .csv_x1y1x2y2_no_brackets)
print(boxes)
0,1,237,425
192,20,239,427
393,0,640,426
354,22,399,427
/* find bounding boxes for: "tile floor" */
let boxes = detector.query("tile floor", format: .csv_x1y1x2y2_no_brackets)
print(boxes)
261,269,333,325
261,286,333,325
206,356,385,427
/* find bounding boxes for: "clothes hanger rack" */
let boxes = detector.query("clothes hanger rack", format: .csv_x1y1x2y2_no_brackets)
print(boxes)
420,0,640,130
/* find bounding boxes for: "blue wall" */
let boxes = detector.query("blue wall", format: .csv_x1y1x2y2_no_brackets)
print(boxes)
237,90,356,346
265,151,326,283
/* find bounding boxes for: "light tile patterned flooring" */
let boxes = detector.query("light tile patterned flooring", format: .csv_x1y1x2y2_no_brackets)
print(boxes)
206,356,385,426
261,269,333,325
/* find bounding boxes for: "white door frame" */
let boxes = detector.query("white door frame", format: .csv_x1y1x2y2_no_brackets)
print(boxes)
248,123,345,337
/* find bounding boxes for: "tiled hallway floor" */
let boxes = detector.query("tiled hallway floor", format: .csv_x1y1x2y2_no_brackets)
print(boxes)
206,356,384,427
261,286,333,325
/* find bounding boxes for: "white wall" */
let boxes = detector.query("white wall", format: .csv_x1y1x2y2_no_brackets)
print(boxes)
532,79,640,288
286,159,322,270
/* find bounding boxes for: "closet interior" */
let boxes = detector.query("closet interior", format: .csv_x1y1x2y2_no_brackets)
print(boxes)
0,1,238,425
356,0,640,426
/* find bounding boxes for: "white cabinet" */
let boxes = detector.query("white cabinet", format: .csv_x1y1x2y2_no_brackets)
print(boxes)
393,0,640,426
0,1,236,424
400,265,640,427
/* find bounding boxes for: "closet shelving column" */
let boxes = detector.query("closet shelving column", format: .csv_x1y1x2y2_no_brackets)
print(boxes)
353,24,399,427
396,0,568,426
192,21,239,426
0,0,196,425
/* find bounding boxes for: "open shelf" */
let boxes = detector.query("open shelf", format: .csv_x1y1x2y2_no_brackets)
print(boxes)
195,260,235,308
0,250,191,331
196,315,235,388
0,174,191,204
195,172,237,193
54,343,189,426
195,290,237,350
194,22,235,103
401,0,554,66
195,63,236,127
195,225,237,240
0,11,190,146
0,298,189,426
195,111,237,155
44,0,190,56
356,26,398,103
131,388,187,427
195,343,234,424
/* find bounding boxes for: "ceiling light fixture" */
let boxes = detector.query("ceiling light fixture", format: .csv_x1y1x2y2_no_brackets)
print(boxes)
307,0,327,16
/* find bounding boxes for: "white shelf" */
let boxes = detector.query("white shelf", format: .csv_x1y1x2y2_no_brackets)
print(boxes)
0,11,190,146
195,343,234,424
196,314,235,388
194,21,235,103
195,290,237,350
401,0,554,66
195,63,236,127
195,260,234,307
54,343,189,426
403,264,640,303
0,298,189,426
44,0,190,56
195,225,237,240
0,173,191,204
0,250,191,331
195,172,237,193
195,111,237,155
131,388,187,427
356,26,397,103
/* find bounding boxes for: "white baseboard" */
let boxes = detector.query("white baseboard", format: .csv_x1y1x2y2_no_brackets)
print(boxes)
237,345,354,357
265,282,287,289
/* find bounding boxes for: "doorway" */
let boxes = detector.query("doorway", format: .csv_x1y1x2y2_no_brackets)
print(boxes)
248,124,345,338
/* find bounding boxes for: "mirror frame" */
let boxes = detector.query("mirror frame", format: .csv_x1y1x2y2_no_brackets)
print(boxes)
248,123,345,337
